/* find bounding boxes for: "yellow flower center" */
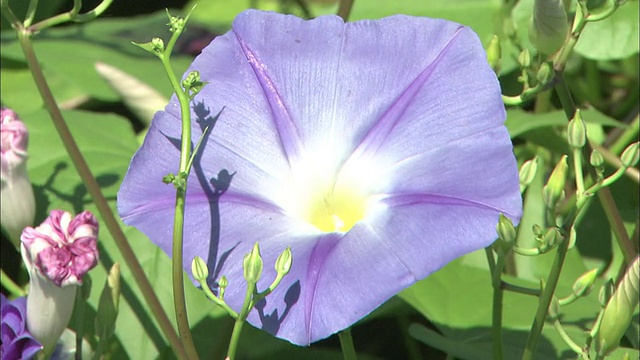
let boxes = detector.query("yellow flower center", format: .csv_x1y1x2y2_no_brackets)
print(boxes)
306,186,366,233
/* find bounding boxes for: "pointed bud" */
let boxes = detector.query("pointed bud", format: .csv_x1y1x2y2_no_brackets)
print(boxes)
620,142,639,168
494,214,516,256
218,276,229,299
542,155,568,209
590,150,604,167
519,157,539,192
166,10,186,33
567,110,587,148
275,247,293,276
518,48,532,68
538,227,563,252
486,35,502,74
20,210,99,351
571,268,598,298
191,256,209,282
532,224,545,238
1,108,36,249
243,242,263,284
596,257,639,357
95,263,121,340
529,0,569,54
536,62,554,85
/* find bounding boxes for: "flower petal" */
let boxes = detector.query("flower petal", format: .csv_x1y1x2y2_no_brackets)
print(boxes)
118,9,522,345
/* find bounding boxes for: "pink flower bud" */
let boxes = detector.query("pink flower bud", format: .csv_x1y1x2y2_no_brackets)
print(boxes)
1,107,35,248
20,210,99,351
1,107,29,174
21,210,99,287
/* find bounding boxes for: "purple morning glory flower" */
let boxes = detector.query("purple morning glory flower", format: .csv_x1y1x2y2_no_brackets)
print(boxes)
118,10,522,345
1,294,42,360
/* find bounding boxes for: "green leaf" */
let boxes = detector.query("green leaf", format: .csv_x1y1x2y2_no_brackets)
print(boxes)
1,11,193,109
574,1,639,60
506,109,628,139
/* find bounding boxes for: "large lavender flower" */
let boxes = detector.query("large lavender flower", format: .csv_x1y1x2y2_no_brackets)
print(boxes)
1,294,42,360
118,10,522,345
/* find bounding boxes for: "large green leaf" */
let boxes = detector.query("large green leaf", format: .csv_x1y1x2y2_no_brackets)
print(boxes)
574,1,639,60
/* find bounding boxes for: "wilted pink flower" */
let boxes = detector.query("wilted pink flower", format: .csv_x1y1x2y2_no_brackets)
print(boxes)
1,107,35,247
20,210,99,350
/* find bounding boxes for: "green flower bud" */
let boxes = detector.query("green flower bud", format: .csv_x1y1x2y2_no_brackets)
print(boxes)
151,37,165,53
620,142,639,168
596,257,639,357
486,35,502,74
528,0,569,55
218,275,229,299
219,275,228,289
536,62,554,85
131,39,165,57
567,110,586,148
191,256,209,282
519,157,539,192
166,10,186,33
518,48,532,68
494,214,516,255
542,155,568,209
590,149,604,168
95,263,121,340
275,247,293,276
571,268,598,298
538,227,563,252
532,224,545,238
243,242,263,284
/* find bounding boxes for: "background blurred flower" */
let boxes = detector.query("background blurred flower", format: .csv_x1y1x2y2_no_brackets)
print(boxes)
1,107,36,249
118,10,522,345
1,294,42,360
21,210,99,351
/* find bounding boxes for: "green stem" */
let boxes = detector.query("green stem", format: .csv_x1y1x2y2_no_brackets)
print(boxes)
0,269,26,297
339,328,358,360
227,282,255,360
501,281,541,297
15,27,187,360
490,252,506,360
522,237,570,360
29,0,113,31
572,148,585,202
161,31,199,360
609,116,639,155
553,318,582,354
598,189,637,265
336,0,355,21
23,0,38,27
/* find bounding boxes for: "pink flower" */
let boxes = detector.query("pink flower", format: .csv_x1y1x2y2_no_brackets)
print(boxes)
20,210,99,351
1,107,35,247
21,210,99,287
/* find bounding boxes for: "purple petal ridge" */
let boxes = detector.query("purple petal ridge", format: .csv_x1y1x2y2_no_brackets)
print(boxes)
117,9,522,345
